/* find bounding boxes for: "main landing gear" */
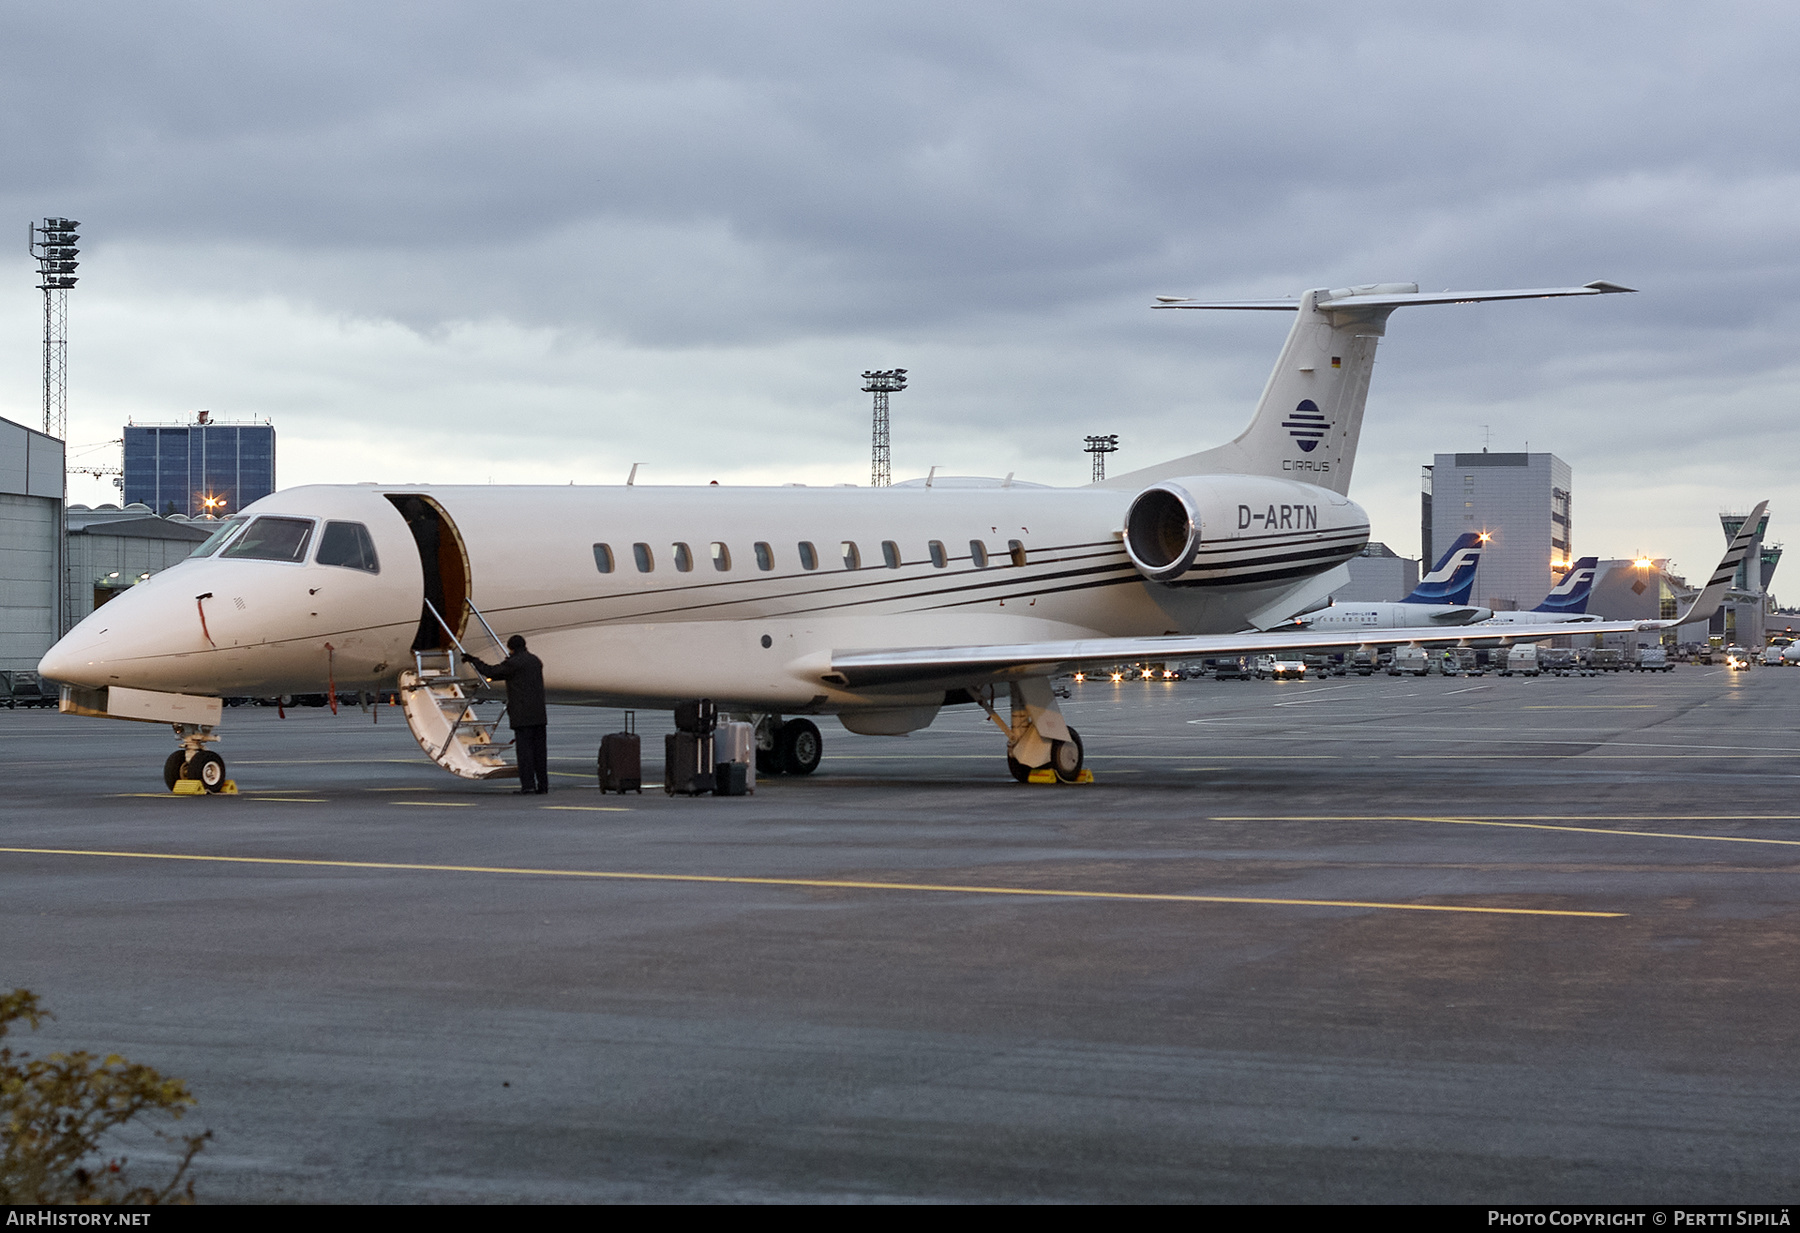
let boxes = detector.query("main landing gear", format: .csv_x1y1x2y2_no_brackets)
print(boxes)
163,723,231,793
754,716,822,777
977,680,1086,784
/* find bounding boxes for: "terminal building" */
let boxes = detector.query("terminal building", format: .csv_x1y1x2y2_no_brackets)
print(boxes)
0,415,66,673
1421,451,1571,611
66,505,213,623
123,412,276,518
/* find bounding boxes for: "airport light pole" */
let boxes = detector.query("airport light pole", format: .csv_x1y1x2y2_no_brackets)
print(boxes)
862,368,907,487
30,217,79,638
30,218,79,441
1084,434,1119,483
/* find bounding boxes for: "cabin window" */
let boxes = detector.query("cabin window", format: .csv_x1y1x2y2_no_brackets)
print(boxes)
222,516,315,564
316,521,381,573
841,541,861,570
1007,539,1026,568
754,542,774,571
633,543,654,572
672,542,694,572
881,541,901,569
798,541,818,570
188,516,247,558
593,543,614,573
928,540,947,568
969,540,988,568
711,542,731,571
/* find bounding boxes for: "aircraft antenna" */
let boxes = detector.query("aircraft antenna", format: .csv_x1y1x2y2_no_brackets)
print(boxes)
1084,434,1119,482
861,368,906,487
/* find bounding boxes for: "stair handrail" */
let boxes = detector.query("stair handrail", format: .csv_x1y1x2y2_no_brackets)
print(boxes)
464,597,508,658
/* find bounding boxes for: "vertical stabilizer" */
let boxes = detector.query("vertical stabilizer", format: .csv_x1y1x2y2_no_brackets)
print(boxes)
1404,532,1485,605
1533,557,1599,615
1102,280,1635,496
1101,284,1413,495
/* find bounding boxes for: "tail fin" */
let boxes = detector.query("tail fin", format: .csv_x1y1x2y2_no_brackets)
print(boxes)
1100,280,1635,495
1533,557,1598,614
1405,533,1484,605
1653,501,1767,630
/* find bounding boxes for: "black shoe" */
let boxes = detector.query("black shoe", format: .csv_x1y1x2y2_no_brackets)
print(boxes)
535,787,550,794
516,788,534,795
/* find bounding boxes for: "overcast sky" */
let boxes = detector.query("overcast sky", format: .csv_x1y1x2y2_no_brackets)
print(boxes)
2,2,1796,594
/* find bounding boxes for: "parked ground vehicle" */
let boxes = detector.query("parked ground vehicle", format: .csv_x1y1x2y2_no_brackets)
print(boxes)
1499,644,1540,676
1634,646,1674,672
1537,648,1579,675
1253,652,1306,680
1581,648,1624,672
1387,645,1430,676
1209,656,1251,680
1,671,53,708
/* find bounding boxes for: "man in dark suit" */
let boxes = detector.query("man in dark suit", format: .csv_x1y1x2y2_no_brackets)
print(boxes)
467,634,549,794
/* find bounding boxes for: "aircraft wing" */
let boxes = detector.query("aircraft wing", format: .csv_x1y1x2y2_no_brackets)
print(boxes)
828,618,1656,689
829,499,1763,691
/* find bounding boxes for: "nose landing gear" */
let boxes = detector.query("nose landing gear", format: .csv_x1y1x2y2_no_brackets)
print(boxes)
163,723,233,793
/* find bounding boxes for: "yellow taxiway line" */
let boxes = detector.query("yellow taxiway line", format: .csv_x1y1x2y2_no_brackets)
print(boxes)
0,846,1622,918
1212,815,1800,848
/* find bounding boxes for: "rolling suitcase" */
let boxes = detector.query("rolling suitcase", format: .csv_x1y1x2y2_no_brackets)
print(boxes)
598,733,641,794
664,731,714,795
598,710,641,794
713,719,755,796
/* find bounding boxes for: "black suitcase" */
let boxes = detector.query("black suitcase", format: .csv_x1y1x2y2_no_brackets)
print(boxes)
664,731,714,795
713,760,749,797
673,697,717,734
598,732,642,794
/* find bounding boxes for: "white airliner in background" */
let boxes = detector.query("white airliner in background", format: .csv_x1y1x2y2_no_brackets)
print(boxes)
1287,531,1491,633
38,279,1760,792
1478,557,1604,626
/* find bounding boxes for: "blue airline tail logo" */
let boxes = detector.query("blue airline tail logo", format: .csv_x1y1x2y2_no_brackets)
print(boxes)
1534,557,1598,614
1404,533,1484,605
1283,400,1329,453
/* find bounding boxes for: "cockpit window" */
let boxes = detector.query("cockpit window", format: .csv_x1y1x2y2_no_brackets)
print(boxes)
221,516,315,563
315,521,381,573
187,516,248,559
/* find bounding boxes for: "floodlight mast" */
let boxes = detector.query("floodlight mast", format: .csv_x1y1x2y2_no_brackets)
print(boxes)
861,368,907,487
29,217,79,441
1084,433,1119,483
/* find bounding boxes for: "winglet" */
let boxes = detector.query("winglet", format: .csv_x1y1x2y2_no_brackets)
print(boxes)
1642,500,1767,631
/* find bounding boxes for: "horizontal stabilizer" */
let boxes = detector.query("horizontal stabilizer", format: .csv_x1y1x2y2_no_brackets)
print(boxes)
1153,281,1636,312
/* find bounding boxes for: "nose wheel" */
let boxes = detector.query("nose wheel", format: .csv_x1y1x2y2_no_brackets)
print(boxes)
165,723,230,792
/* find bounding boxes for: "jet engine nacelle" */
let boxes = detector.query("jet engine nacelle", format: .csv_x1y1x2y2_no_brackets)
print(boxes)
1121,474,1367,585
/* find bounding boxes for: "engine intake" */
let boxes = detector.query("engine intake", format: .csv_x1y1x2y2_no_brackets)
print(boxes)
1124,483,1202,581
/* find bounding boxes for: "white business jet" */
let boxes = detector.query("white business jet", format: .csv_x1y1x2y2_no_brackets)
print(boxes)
39,279,1751,792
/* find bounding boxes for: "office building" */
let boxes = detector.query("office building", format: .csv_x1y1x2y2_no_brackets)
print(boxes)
1422,451,1571,611
123,412,275,518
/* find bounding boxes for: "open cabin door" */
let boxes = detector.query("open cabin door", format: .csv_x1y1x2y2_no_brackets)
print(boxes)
385,493,473,652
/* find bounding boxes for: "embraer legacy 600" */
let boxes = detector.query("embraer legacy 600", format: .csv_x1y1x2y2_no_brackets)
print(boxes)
40,280,1758,792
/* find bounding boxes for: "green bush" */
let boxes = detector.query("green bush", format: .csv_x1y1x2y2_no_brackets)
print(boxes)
0,989,209,1204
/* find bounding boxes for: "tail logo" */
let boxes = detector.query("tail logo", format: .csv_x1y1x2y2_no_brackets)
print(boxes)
1283,400,1329,453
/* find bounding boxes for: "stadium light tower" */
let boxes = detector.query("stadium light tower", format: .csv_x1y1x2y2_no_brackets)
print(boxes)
1084,434,1119,482
30,218,80,441
861,368,907,487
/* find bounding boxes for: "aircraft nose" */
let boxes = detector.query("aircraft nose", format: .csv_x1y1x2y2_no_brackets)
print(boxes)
37,576,209,689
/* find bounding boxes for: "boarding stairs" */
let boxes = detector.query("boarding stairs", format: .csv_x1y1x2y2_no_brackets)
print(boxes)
398,600,519,781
